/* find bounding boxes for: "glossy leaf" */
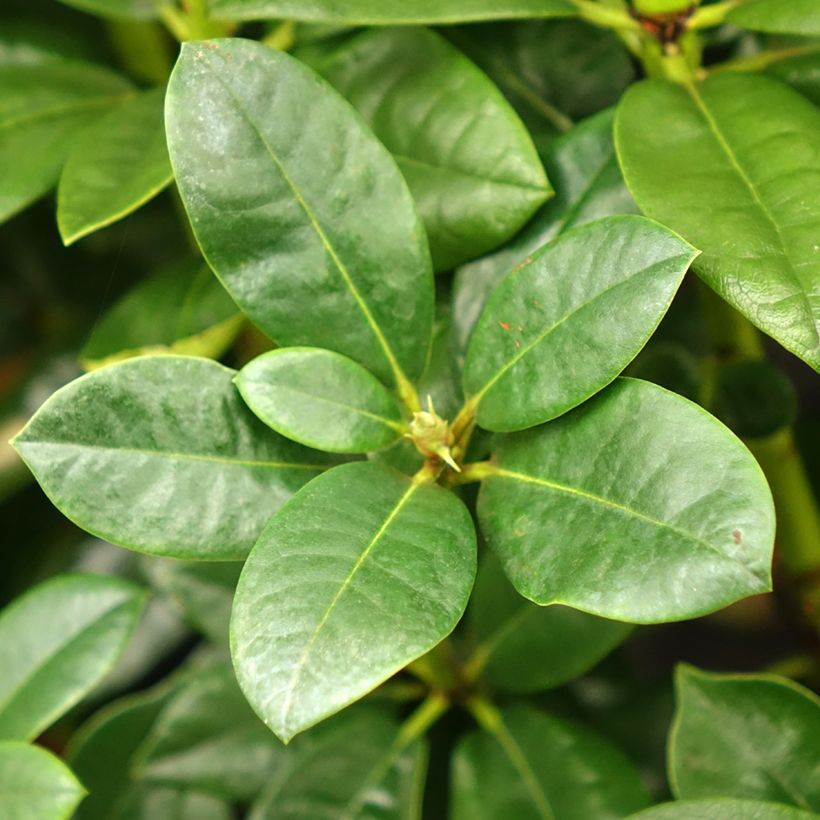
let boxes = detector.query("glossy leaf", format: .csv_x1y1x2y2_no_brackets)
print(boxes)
57,0,161,20
250,704,427,820
0,59,131,223
615,74,820,371
463,216,697,432
0,573,144,740
449,20,634,154
13,356,338,560
57,87,173,245
236,348,406,453
133,663,282,801
453,108,638,365
209,0,576,23
451,705,649,819
467,553,631,693
477,378,775,622
0,741,86,820
301,27,550,271
767,50,820,106
628,800,818,820
728,0,820,35
232,461,476,741
140,558,241,644
79,262,241,371
166,38,433,386
669,666,820,808
109,788,231,820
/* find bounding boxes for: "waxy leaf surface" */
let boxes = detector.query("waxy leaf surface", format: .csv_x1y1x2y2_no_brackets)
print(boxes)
468,554,631,693
236,348,405,453
232,461,476,741
767,49,820,107
628,800,817,820
166,38,433,386
250,704,427,820
453,108,637,365
451,705,649,819
0,741,86,820
80,262,241,370
58,87,172,244
669,666,820,809
0,59,131,223
209,0,575,23
134,663,282,801
57,0,161,19
616,74,820,371
728,0,820,35
464,216,697,431
13,356,337,560
302,27,550,271
478,378,774,622
0,574,144,740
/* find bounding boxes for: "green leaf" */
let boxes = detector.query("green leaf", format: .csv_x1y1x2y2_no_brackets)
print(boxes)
112,788,231,820
669,665,820,809
628,799,818,819
0,741,86,820
467,553,631,693
250,704,427,819
451,704,649,819
166,38,433,387
236,348,406,454
300,27,550,271
453,108,638,366
463,216,697,432
57,0,162,20
232,461,476,741
449,20,634,153
728,0,820,35
0,59,132,223
208,0,576,23
133,663,282,801
615,74,820,371
767,49,820,106
12,356,338,560
0,573,145,740
57,87,173,245
477,378,774,622
139,558,241,644
79,262,241,371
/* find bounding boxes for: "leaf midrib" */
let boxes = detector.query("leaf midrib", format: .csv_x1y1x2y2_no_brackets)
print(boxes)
197,49,408,387
16,440,333,472
278,480,420,736
494,467,765,585
0,92,132,134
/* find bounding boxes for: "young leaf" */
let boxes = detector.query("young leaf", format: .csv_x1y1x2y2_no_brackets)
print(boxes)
300,27,550,271
57,87,173,245
0,573,145,740
615,74,820,372
236,348,406,454
140,558,242,644
208,0,576,24
0,59,132,223
231,461,476,741
477,378,775,623
133,663,283,801
0,741,86,820
467,553,631,693
451,704,649,819
57,0,161,20
727,0,820,35
669,666,820,809
628,800,818,819
12,356,338,560
166,38,433,387
249,704,428,819
453,107,638,366
463,216,697,432
79,262,241,371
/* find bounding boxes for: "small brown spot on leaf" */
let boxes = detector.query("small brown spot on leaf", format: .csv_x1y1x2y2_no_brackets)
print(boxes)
732,529,741,544
499,321,511,331
514,339,521,349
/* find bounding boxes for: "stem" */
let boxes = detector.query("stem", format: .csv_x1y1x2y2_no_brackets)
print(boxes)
446,461,496,486
710,43,820,75
106,20,173,84
572,0,641,31
262,20,296,51
395,692,449,747
157,4,189,41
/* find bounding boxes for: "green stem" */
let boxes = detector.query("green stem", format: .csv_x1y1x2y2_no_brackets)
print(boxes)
158,4,189,41
106,20,173,84
262,20,297,51
446,461,495,487
572,0,641,31
710,43,820,75
395,692,449,747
